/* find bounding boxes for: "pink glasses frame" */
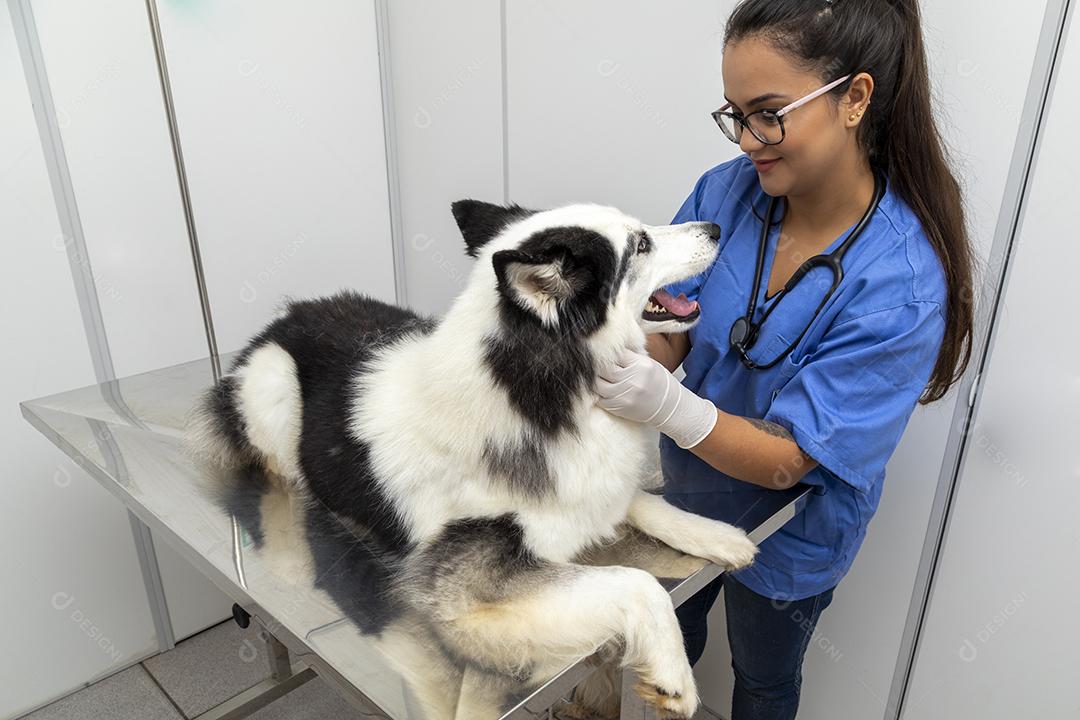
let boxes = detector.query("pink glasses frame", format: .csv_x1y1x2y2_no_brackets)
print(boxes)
713,74,853,143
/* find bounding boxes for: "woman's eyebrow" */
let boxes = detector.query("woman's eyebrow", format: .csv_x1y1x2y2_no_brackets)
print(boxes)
725,91,790,108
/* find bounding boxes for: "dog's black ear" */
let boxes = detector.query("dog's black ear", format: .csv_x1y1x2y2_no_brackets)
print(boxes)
492,248,581,326
451,200,535,258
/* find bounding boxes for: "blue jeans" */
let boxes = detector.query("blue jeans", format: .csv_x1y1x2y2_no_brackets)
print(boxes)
675,573,835,720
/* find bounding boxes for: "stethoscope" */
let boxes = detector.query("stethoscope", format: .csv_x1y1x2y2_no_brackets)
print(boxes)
729,169,886,370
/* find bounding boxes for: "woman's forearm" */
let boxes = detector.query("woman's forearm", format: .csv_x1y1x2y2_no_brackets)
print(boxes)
641,332,814,487
688,408,819,489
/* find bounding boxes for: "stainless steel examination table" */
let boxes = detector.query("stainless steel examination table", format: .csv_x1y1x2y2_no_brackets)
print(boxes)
20,353,809,720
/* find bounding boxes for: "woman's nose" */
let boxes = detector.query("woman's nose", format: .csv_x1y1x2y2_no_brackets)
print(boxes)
739,128,764,154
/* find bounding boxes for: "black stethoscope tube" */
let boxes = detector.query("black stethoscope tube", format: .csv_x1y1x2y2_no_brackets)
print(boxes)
729,170,886,370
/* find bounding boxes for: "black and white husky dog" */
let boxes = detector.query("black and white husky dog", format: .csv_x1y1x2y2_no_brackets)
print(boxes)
187,200,757,719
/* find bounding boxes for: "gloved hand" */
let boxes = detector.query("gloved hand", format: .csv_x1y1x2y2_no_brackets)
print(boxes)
595,347,718,449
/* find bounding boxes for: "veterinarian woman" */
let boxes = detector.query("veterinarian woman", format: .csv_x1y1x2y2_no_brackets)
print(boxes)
595,0,975,717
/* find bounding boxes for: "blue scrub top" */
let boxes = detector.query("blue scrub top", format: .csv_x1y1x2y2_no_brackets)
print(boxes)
660,154,947,601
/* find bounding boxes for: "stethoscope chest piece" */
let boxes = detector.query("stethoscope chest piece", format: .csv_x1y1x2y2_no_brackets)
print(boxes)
728,315,753,348
729,169,886,370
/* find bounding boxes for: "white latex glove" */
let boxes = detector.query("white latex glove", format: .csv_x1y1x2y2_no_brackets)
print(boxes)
595,347,718,449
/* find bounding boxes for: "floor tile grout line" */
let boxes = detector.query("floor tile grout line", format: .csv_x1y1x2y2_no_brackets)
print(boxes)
142,619,279,719
139,661,191,720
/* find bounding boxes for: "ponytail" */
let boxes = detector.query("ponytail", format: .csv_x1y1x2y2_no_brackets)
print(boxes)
725,0,975,403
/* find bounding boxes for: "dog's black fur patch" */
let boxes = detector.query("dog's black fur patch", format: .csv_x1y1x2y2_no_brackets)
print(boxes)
304,504,406,635
216,462,272,549
493,225,620,335
482,327,593,439
451,199,536,258
413,514,545,600
220,290,435,552
481,433,552,499
612,233,639,297
221,473,408,636
482,225,622,437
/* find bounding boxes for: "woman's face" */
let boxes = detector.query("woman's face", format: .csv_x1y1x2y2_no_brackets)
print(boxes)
721,36,857,198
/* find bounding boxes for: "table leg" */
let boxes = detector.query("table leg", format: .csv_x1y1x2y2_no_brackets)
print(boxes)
263,627,293,682
619,668,649,720
191,622,315,720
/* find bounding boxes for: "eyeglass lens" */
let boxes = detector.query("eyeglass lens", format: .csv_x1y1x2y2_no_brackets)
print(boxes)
714,111,784,145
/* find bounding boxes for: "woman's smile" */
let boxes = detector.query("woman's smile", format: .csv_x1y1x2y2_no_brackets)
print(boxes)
752,156,781,173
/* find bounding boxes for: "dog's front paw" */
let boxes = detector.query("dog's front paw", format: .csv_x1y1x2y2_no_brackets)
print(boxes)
703,524,758,570
634,662,699,720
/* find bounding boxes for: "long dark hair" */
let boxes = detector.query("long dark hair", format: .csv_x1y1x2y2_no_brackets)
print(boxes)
725,0,974,404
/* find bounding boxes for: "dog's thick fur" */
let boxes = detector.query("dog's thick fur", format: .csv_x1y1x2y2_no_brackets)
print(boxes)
187,201,757,719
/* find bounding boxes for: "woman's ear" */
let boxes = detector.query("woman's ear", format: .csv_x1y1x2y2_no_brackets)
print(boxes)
843,72,875,125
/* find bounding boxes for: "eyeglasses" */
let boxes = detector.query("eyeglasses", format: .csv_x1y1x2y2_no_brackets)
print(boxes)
711,74,852,146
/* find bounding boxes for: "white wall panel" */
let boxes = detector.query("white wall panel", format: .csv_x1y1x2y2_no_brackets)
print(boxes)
0,6,158,716
155,0,396,352
388,0,504,316
30,0,209,379
148,0,395,637
902,6,1078,717
29,0,235,644
506,0,737,224
30,0,397,646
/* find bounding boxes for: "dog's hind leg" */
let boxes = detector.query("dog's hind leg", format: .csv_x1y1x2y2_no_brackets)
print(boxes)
626,490,758,570
401,515,700,718
232,342,303,483
429,563,700,720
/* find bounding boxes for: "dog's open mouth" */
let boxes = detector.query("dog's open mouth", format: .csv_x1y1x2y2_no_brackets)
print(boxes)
642,288,700,323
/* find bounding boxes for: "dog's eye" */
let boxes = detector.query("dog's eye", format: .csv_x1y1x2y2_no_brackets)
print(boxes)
636,235,650,253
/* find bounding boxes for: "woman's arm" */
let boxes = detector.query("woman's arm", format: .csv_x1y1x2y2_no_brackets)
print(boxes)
596,348,819,490
645,332,691,372
689,411,818,490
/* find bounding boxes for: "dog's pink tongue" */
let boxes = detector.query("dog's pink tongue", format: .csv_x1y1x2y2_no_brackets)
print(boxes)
651,289,698,317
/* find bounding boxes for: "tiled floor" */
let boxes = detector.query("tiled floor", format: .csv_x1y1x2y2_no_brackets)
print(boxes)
21,619,727,719
21,620,367,720
21,665,184,720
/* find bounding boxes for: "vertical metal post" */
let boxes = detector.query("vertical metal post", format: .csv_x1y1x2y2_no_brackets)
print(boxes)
143,0,221,380
619,669,647,720
263,629,293,683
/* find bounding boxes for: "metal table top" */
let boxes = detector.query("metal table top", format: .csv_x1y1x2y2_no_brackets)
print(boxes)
20,353,808,719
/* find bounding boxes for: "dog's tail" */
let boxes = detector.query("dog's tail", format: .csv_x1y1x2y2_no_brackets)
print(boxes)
184,341,304,490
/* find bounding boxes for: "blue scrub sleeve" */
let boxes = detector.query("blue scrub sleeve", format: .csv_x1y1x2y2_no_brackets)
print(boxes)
763,300,946,495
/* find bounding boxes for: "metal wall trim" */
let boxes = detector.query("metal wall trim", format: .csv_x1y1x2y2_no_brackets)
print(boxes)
374,0,408,307
885,1,1075,716
500,0,511,205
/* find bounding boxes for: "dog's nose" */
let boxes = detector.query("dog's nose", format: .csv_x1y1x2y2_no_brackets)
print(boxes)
703,222,721,242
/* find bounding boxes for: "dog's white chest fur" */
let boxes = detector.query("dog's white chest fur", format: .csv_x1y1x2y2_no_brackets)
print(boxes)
351,331,651,563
